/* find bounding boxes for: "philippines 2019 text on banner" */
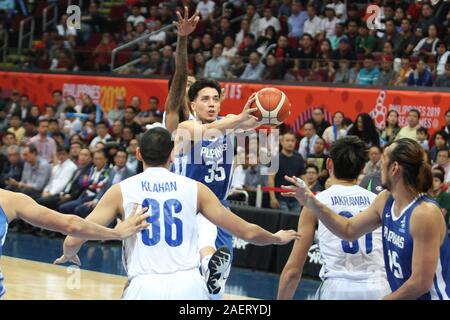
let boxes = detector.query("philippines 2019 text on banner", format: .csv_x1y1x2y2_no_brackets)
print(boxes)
0,71,448,134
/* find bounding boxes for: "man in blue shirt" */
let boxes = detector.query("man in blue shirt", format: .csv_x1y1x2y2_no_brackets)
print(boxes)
356,54,380,85
408,56,433,87
288,1,308,38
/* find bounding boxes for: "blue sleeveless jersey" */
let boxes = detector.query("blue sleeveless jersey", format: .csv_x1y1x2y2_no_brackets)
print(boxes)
174,134,234,202
0,206,8,298
382,194,450,300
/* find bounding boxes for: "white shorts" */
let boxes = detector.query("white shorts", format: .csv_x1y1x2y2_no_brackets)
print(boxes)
122,269,210,300
315,277,391,300
197,213,218,251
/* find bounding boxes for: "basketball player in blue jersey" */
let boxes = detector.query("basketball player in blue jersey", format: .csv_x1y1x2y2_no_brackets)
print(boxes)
0,189,149,299
278,136,390,300
56,127,300,299
284,138,450,300
173,78,259,296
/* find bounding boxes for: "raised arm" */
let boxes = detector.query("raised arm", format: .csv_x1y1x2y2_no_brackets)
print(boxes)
164,7,199,133
283,176,385,241
277,207,317,300
197,182,300,245
383,203,446,300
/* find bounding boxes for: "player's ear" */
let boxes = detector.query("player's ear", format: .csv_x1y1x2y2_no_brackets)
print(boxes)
325,157,333,173
136,146,144,162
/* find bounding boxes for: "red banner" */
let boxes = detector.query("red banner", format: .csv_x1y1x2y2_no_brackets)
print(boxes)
1,71,448,134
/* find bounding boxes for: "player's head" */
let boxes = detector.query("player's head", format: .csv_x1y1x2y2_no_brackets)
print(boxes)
381,138,432,193
137,127,174,168
327,136,367,181
188,78,222,123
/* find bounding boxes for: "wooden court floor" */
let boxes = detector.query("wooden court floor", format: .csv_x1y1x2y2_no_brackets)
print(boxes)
1,256,251,300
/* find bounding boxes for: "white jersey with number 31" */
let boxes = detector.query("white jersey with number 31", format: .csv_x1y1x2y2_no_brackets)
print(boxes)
316,185,386,281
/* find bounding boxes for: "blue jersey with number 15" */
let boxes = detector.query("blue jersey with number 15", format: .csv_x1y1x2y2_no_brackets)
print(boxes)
174,134,234,201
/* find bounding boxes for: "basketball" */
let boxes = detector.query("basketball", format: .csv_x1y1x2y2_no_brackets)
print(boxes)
251,88,291,126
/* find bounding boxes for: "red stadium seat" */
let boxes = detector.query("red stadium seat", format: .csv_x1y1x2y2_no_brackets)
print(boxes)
110,5,128,21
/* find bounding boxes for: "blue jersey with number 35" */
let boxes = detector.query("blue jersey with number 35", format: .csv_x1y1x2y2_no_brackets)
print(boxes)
174,134,234,202
382,194,450,300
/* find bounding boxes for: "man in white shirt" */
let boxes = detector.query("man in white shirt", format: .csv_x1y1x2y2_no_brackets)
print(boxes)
245,3,261,37
197,0,215,21
329,0,347,23
127,5,145,26
321,5,340,38
41,145,78,197
257,7,281,36
89,121,112,151
303,4,322,38
298,121,319,160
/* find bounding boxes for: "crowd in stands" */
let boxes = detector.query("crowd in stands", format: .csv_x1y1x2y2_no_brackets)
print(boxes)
0,0,449,86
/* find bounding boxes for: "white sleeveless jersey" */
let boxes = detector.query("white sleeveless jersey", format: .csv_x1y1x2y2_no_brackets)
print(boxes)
316,185,386,282
162,111,196,129
120,167,200,279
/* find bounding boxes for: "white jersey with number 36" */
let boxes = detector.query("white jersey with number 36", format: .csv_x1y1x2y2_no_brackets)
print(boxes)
316,185,386,281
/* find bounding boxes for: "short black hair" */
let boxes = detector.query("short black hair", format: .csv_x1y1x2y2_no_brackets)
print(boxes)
408,108,420,119
97,120,109,128
139,127,174,166
433,171,445,183
26,143,39,154
188,78,221,102
416,127,428,136
305,164,319,174
303,120,316,130
57,145,69,153
329,136,367,180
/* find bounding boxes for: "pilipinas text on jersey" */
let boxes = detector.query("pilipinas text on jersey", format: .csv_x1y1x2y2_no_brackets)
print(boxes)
174,133,234,201
382,194,450,300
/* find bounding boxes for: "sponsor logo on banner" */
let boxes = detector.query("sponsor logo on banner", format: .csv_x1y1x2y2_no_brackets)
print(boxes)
63,83,127,112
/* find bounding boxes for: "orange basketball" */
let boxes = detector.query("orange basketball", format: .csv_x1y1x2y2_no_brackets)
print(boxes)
251,88,291,126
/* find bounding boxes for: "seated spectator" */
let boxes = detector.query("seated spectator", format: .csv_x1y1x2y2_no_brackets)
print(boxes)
127,5,145,26
435,42,450,76
356,54,380,85
7,115,25,144
135,96,163,126
322,111,347,148
0,145,24,189
94,33,117,72
295,33,316,70
306,137,329,185
415,3,438,38
126,138,139,174
257,6,281,36
287,1,308,38
268,132,305,212
196,0,215,22
74,149,134,218
413,24,440,57
396,109,421,141
226,54,246,79
122,106,142,135
329,22,347,51
320,5,339,39
203,44,228,79
363,145,382,176
427,171,450,229
393,55,413,86
41,145,78,198
255,26,277,56
303,4,322,38
407,56,433,87
348,113,380,148
1,132,17,156
375,55,397,86
69,141,82,163
201,33,214,60
262,54,284,80
380,110,400,145
416,127,430,151
235,19,251,49
120,126,136,148
433,150,450,180
108,96,126,124
159,45,175,76
240,52,265,80
298,121,319,159
311,107,330,137
29,119,58,164
37,148,92,209
355,25,376,55
58,149,110,216
222,35,237,62
216,17,235,45
434,61,450,87
6,144,51,199
268,35,296,70
331,38,356,64
304,164,324,194
89,120,111,151
332,58,358,84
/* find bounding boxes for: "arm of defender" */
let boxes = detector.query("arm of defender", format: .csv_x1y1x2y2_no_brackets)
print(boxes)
383,203,445,300
277,208,317,300
197,182,300,245
283,176,384,241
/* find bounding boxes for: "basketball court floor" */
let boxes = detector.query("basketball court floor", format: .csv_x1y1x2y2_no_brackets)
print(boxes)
2,232,320,300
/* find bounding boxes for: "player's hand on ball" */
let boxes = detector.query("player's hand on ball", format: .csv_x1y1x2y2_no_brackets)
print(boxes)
238,93,259,130
53,254,81,266
114,204,150,240
281,175,315,208
274,230,301,244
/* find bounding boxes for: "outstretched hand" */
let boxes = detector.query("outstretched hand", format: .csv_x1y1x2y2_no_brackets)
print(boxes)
238,93,259,130
274,230,301,245
114,204,149,240
173,6,200,36
281,175,315,208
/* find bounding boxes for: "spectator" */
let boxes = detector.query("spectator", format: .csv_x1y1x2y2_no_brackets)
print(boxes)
345,19,359,52
436,42,450,76
11,94,31,120
5,90,20,118
433,150,450,179
196,0,215,22
94,33,117,72
69,141,82,163
413,24,440,57
442,109,450,136
52,90,67,119
416,127,430,151
427,171,450,229
348,113,380,148
7,115,25,144
375,55,397,86
295,33,316,70
288,1,308,38
0,145,24,189
363,145,382,175
244,4,260,37
108,96,126,124
331,37,356,63
127,5,145,26
395,109,421,141
235,19,252,48
415,3,437,37
192,53,206,78
22,117,38,146
135,96,163,126
122,106,142,135
329,0,347,23
159,45,175,76
407,56,433,87
1,132,17,156
41,145,78,198
332,58,358,84
435,61,450,88
216,18,235,45
255,26,277,56
329,22,347,51
303,4,322,38
58,149,110,216
126,138,139,174
148,20,167,50
322,111,347,147
110,120,124,143
89,121,111,151
65,95,80,113
222,35,237,62
356,54,380,85
227,54,246,78
29,119,58,164
120,125,136,148
430,130,449,163
304,164,324,194
268,132,305,212
378,19,402,54
262,54,284,80
355,25,376,55
397,18,415,56
393,55,413,86
380,110,400,145
257,7,281,36
298,121,319,159
7,144,51,198
321,5,339,38
203,43,228,79
310,107,330,137
240,52,265,80
306,137,329,185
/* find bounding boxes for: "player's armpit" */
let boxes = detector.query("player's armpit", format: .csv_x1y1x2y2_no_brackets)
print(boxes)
277,208,317,300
